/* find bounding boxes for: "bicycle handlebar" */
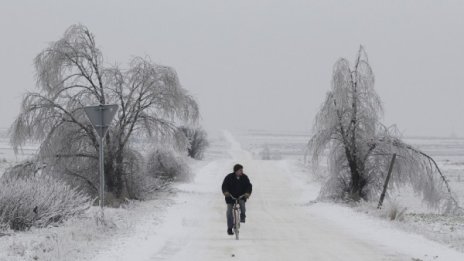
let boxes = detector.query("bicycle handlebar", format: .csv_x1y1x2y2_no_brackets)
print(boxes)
229,195,246,201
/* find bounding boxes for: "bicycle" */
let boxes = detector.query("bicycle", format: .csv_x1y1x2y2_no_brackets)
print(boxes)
230,195,245,240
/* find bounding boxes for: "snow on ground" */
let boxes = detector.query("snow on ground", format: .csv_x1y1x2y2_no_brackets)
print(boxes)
0,191,176,261
90,131,463,260
1,130,464,260
237,130,464,253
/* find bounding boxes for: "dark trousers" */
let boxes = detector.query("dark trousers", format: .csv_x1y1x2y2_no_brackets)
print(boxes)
226,200,246,229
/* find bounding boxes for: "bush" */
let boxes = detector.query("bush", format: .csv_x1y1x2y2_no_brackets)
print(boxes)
115,147,149,201
260,145,282,160
125,172,164,201
261,146,271,160
120,146,191,201
3,157,99,199
146,148,190,183
177,126,209,160
382,200,407,221
1,160,44,180
123,149,164,200
111,146,171,201
0,175,92,231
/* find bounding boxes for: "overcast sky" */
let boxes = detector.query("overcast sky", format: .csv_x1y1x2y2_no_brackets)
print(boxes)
1,0,463,137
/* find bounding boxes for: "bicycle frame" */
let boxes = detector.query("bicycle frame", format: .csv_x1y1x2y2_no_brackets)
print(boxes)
230,195,245,240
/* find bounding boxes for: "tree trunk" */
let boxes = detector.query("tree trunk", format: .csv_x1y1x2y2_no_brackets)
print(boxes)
104,151,116,198
114,151,125,198
347,156,367,201
104,148,128,201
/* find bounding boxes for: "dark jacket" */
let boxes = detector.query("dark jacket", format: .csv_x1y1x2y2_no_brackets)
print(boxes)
221,173,253,204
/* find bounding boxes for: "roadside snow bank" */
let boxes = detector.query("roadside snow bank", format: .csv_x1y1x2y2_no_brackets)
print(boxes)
280,157,464,260
90,157,230,261
306,203,464,261
0,195,173,261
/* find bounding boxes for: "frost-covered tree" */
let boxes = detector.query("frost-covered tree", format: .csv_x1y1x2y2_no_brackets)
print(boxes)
307,46,459,212
177,126,209,160
10,24,199,200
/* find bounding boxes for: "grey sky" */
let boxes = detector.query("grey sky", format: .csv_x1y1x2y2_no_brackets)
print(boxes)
1,0,463,136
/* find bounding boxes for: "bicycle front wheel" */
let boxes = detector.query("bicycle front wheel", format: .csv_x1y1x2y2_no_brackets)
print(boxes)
233,208,240,240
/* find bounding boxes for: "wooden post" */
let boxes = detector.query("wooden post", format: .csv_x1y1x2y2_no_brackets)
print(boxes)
378,153,397,209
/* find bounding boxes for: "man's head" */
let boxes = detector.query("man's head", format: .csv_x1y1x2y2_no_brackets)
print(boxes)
233,164,243,176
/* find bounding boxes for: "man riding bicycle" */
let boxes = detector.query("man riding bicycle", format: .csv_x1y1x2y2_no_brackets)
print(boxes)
221,164,253,235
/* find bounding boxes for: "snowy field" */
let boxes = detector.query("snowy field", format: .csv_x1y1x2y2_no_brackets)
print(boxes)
0,130,463,260
0,131,37,178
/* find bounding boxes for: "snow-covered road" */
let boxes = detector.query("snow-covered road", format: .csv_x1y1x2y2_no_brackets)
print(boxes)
162,160,402,261
91,133,464,261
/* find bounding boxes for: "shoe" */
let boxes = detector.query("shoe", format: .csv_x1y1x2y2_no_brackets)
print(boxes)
240,218,246,223
227,228,234,235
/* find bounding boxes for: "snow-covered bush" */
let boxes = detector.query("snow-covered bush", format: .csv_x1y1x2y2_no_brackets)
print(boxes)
1,160,45,180
125,172,163,200
0,175,92,231
382,200,407,221
260,145,282,160
177,126,209,160
121,148,163,200
146,148,190,183
261,146,271,160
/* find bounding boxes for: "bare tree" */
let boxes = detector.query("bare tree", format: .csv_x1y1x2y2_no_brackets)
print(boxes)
10,24,199,200
177,126,209,160
307,46,459,212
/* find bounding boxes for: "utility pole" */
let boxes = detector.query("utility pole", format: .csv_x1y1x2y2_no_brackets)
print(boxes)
378,153,397,209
